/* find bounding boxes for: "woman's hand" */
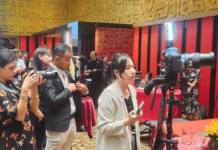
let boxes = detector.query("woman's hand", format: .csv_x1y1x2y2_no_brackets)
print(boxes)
32,74,46,86
187,82,195,88
162,122,168,134
187,87,192,93
76,60,81,68
22,71,40,90
124,110,143,126
38,113,44,121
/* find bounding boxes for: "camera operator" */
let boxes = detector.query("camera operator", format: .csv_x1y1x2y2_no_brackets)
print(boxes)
0,46,45,150
30,47,52,150
96,54,142,150
182,69,201,119
40,43,88,150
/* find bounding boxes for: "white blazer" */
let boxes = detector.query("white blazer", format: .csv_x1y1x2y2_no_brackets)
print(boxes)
96,80,141,150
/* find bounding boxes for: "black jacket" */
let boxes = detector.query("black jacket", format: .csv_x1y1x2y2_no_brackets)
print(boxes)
87,57,104,82
25,59,29,67
40,66,82,132
29,84,47,123
72,57,80,82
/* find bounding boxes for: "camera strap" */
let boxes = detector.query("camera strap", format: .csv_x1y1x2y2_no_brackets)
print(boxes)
0,82,17,94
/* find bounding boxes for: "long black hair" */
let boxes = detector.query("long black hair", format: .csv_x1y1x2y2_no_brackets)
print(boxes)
102,55,107,60
146,72,152,81
32,47,51,71
0,46,17,68
79,55,87,68
106,53,135,80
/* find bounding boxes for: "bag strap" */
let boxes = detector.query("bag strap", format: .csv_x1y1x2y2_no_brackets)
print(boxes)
0,82,17,94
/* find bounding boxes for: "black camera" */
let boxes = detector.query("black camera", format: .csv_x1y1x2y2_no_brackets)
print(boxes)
26,67,58,80
162,45,215,73
144,44,215,95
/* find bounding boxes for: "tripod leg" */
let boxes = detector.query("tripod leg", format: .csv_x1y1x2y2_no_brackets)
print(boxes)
157,142,165,150
172,144,178,150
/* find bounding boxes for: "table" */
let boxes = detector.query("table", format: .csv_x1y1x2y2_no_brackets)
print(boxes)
77,96,97,138
163,137,210,150
214,101,218,117
172,118,218,137
149,118,189,147
150,118,189,126
136,88,182,123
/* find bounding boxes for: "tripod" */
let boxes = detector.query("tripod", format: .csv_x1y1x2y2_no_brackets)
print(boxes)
151,84,184,150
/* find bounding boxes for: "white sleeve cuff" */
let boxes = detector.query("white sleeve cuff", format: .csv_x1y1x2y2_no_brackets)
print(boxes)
82,90,89,95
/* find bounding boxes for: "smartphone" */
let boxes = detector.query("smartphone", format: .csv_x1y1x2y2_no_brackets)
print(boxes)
135,101,144,115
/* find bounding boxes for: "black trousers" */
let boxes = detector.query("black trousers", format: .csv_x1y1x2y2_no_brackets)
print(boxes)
32,118,46,150
91,81,103,108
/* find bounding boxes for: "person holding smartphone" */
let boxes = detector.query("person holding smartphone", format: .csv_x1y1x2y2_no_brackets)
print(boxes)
86,51,104,109
96,53,142,150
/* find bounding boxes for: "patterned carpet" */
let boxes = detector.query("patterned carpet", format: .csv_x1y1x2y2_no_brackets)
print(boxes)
71,109,151,150
72,125,151,150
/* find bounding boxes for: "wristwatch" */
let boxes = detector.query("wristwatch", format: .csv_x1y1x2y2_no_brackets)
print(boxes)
20,95,28,102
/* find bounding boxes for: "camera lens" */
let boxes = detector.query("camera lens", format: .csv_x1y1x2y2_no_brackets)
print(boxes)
181,52,215,70
46,71,58,80
35,70,58,80
199,52,215,68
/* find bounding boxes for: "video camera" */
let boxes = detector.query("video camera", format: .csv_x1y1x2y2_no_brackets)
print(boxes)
25,67,58,80
144,23,215,95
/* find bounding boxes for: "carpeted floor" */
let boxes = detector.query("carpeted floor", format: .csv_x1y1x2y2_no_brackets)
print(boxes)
72,125,151,150
71,109,151,150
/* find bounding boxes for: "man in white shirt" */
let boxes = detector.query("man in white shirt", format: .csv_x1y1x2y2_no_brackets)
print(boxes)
13,49,26,80
41,43,88,150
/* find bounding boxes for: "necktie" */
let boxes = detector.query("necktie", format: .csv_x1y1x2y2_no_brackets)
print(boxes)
69,63,73,79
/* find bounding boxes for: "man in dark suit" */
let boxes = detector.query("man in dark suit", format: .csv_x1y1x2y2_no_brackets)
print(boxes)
41,43,88,150
65,42,86,132
87,51,104,108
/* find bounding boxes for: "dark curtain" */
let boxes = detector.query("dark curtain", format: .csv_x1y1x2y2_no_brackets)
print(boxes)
82,34,95,60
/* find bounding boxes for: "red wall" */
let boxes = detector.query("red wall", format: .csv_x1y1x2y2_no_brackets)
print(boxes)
20,36,26,51
150,25,158,78
95,27,135,62
19,36,61,59
199,17,214,114
29,36,35,59
186,19,197,53
140,27,148,79
133,28,139,70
